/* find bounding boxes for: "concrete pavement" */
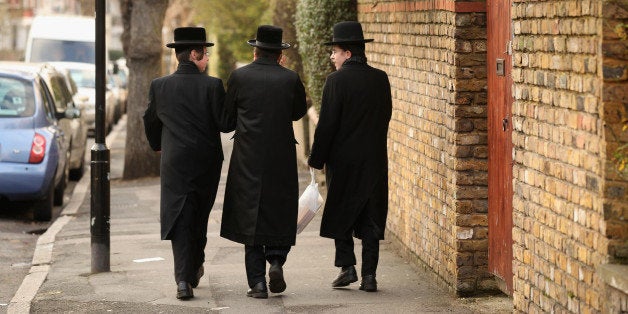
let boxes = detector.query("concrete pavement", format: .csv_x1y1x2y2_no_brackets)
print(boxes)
9,116,512,313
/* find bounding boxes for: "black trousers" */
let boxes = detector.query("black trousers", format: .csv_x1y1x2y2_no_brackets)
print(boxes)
170,191,213,284
334,233,379,276
334,192,382,277
244,245,290,288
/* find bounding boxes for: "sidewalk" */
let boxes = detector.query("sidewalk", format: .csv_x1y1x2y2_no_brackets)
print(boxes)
12,117,512,313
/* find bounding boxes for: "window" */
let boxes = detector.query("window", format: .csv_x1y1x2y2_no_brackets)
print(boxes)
30,38,95,64
68,68,96,89
46,75,69,112
38,79,56,122
0,76,35,117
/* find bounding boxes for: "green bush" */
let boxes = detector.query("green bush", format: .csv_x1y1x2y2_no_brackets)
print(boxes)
295,0,356,112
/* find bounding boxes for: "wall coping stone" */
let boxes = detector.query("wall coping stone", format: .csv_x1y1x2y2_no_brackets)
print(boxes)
597,264,628,294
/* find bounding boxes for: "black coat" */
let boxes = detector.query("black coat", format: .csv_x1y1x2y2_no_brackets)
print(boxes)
308,61,392,240
143,62,228,240
220,57,307,246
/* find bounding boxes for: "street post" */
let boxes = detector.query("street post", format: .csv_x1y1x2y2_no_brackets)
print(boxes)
90,0,110,273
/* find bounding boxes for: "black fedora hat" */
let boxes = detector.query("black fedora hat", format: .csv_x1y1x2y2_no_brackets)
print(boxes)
247,25,290,50
324,21,374,46
166,27,214,48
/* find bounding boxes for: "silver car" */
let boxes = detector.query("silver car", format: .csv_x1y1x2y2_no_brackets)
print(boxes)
48,63,89,179
47,62,116,135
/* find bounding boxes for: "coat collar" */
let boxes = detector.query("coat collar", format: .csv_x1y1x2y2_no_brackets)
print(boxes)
253,57,279,66
175,61,202,74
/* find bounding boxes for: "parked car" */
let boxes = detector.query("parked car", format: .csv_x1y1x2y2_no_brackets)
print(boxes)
47,62,116,135
107,70,123,124
48,62,89,179
1,62,87,181
108,69,127,120
0,64,75,220
110,59,128,115
25,15,98,64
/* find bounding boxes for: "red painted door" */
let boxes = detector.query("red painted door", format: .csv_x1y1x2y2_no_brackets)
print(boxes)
487,0,513,294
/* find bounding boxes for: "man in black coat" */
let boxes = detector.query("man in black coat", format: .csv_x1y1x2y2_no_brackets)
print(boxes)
220,25,307,299
308,21,392,292
143,27,229,300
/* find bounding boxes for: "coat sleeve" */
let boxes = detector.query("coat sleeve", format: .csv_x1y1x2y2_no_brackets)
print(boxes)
221,73,238,133
143,82,162,151
308,77,342,169
292,75,307,121
209,78,230,132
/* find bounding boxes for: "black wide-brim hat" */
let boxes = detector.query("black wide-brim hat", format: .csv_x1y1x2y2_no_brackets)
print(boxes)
166,27,214,48
247,25,290,50
324,21,374,45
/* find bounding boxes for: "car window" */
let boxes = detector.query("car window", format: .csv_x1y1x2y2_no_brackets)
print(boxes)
0,76,36,117
30,38,95,64
68,68,95,88
66,72,78,95
38,78,56,123
117,70,127,86
46,75,70,112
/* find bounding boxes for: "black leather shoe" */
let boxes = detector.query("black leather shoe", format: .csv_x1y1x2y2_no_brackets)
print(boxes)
176,281,194,300
191,265,204,288
246,282,268,299
332,265,358,287
268,261,286,293
359,274,377,292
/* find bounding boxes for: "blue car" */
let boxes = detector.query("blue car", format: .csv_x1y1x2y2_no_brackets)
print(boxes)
0,65,72,221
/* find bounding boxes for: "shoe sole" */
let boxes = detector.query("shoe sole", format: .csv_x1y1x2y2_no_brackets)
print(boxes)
359,285,377,292
268,267,286,293
177,292,193,300
247,292,268,299
332,276,358,288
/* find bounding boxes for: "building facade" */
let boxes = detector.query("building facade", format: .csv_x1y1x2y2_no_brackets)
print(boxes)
0,0,120,61
343,0,627,313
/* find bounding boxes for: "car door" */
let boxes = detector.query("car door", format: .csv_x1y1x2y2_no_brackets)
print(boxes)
39,77,68,185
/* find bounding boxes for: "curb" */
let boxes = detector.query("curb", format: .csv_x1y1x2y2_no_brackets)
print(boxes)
7,121,124,314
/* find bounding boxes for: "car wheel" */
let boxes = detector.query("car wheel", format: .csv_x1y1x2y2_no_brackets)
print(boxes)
69,156,84,181
54,152,70,206
34,183,54,221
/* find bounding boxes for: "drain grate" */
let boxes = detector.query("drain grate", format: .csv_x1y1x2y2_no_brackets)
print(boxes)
27,228,47,235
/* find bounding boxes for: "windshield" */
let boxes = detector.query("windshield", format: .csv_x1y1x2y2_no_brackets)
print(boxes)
30,38,95,63
68,68,96,89
0,76,35,117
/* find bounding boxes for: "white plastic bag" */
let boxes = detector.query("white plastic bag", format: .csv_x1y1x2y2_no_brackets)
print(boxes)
297,168,323,234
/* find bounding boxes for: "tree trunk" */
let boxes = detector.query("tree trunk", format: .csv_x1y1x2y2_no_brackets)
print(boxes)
120,0,168,179
271,0,311,156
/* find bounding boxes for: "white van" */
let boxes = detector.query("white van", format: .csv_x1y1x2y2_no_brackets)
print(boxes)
25,15,96,64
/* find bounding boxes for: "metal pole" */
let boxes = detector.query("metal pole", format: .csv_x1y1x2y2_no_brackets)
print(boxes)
91,0,110,273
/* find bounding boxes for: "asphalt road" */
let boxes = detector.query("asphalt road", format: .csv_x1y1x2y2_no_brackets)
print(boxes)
0,147,85,312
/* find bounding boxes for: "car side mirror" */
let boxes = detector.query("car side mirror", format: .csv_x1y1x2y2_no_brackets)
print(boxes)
55,110,66,120
69,107,80,119
61,107,80,119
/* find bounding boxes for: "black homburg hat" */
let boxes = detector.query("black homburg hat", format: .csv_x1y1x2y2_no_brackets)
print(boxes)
247,25,290,50
324,21,374,46
166,27,214,48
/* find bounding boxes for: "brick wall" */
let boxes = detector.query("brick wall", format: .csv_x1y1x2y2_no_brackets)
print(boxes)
357,0,491,295
347,0,625,310
602,1,628,312
511,1,609,312
602,0,628,266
